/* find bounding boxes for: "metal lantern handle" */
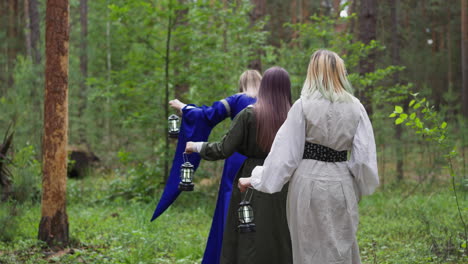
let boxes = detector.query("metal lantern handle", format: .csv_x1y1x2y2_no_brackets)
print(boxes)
242,187,254,203
183,152,189,163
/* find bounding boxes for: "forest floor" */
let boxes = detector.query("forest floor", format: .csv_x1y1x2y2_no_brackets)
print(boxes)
0,173,467,264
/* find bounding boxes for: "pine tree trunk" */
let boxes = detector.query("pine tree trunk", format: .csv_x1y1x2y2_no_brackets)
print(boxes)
7,0,19,89
358,0,377,117
291,0,297,41
78,0,88,144
248,0,265,71
24,0,32,59
105,0,112,147
390,0,404,181
333,0,340,17
174,0,189,100
38,0,69,248
164,3,173,183
29,0,41,65
462,0,468,117
302,0,309,22
447,6,453,90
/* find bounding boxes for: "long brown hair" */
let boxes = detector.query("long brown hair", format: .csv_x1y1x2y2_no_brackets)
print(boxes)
254,67,292,152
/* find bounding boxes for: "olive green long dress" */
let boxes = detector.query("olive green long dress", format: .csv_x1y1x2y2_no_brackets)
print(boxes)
199,106,292,264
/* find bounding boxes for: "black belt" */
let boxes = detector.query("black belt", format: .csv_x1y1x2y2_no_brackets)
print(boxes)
303,142,347,162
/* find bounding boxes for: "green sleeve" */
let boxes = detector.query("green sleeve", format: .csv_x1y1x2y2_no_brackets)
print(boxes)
199,109,248,161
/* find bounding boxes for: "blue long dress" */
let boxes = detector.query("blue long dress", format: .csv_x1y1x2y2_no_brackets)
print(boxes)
151,93,256,264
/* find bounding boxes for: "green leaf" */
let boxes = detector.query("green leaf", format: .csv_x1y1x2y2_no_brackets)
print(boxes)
395,106,403,113
410,113,416,120
440,122,447,129
389,113,396,118
395,118,404,125
409,100,415,107
413,103,421,110
400,113,408,120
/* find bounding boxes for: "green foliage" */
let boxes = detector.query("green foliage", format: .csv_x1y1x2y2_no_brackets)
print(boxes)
389,93,468,256
0,144,41,242
1,175,466,263
9,144,42,203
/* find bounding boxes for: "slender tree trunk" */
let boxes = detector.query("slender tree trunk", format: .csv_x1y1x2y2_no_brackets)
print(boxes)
389,0,404,181
291,0,297,41
302,0,309,22
462,0,468,117
164,4,173,183
333,0,340,17
26,0,42,152
447,6,453,90
174,0,189,100
24,0,32,59
348,0,357,35
358,0,377,117
248,0,265,71
0,1,7,91
29,0,41,65
78,0,88,144
7,0,19,89
105,0,111,147
38,0,69,248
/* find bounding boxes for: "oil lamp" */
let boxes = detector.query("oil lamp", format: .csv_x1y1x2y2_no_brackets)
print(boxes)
168,114,180,138
238,187,256,233
178,153,194,191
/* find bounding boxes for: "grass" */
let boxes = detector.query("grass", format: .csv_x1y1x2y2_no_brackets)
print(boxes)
0,173,467,263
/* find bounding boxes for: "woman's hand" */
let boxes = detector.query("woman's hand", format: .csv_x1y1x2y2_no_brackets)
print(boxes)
169,99,186,116
238,177,252,193
185,142,196,154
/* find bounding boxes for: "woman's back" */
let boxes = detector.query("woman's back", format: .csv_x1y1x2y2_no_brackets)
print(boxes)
302,92,362,151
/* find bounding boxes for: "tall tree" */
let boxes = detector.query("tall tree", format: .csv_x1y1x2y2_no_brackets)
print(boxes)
358,0,377,116
26,0,43,151
105,0,112,147
78,0,88,144
7,0,21,89
390,0,404,181
174,0,189,101
164,1,175,182
291,0,298,41
248,0,265,71
462,0,468,117
24,0,32,59
38,0,70,247
29,0,41,65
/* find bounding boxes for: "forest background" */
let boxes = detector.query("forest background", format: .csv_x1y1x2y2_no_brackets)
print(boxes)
0,0,468,263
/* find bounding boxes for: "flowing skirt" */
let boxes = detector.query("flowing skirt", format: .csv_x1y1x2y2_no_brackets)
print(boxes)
220,158,292,264
287,159,361,264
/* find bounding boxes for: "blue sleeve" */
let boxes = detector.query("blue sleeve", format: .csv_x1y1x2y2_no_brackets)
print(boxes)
150,100,229,221
224,94,257,118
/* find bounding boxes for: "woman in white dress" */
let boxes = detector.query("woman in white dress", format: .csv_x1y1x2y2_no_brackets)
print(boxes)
238,49,379,264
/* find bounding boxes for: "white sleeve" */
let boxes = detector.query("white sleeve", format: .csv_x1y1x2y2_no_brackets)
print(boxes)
193,142,204,153
348,104,379,196
250,99,306,194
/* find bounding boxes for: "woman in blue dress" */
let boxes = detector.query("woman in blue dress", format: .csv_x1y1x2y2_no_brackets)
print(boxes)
151,70,261,264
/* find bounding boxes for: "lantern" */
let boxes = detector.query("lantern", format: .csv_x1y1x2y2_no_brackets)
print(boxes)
237,188,256,233
168,114,180,138
178,154,194,191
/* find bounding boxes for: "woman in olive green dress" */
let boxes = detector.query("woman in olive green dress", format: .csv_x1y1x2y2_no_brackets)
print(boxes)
185,67,293,264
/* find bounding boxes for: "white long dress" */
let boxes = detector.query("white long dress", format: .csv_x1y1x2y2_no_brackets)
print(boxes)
250,93,379,264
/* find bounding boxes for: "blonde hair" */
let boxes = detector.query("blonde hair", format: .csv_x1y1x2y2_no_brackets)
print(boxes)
238,70,262,97
301,49,354,102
